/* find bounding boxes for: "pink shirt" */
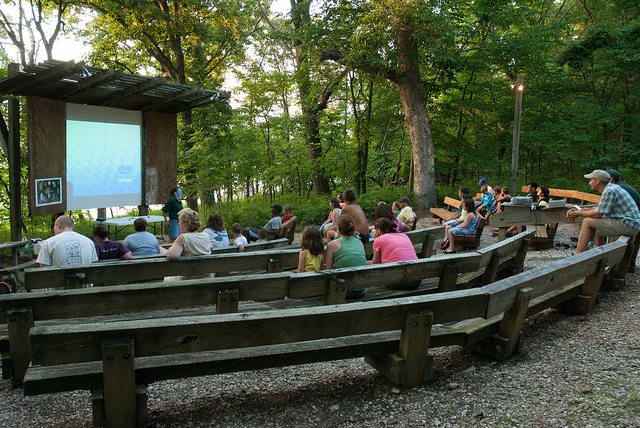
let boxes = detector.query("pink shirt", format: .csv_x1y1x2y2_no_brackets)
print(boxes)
373,232,418,264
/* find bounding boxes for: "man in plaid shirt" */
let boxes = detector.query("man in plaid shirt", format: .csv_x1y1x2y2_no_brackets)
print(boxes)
567,169,640,254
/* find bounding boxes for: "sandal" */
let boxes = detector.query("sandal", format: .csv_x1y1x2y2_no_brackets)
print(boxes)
444,249,456,254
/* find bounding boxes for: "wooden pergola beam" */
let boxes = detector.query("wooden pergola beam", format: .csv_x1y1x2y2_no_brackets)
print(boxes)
99,76,168,107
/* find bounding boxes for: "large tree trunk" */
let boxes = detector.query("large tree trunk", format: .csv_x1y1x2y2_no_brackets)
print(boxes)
391,27,437,211
291,0,331,197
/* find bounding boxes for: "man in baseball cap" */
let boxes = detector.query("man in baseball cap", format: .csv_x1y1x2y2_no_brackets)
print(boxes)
567,169,640,253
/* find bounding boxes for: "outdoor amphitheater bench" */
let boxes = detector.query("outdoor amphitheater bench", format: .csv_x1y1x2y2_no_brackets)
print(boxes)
20,233,633,427
1,228,533,385
22,236,631,427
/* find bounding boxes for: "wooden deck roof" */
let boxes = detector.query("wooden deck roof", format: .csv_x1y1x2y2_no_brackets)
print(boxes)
0,59,230,113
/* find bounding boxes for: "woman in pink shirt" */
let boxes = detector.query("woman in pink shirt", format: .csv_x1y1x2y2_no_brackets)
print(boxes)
372,217,421,289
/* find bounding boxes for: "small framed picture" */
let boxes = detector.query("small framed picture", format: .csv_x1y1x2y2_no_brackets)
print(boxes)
35,178,62,207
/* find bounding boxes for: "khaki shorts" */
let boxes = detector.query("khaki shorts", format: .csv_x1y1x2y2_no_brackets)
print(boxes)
594,216,640,237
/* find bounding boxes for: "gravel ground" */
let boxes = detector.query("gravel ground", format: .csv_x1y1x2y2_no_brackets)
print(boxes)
1,220,639,427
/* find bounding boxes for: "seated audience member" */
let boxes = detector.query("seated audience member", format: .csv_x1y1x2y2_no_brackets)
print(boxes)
476,185,494,214
372,217,420,289
297,226,325,273
489,187,512,234
282,205,293,223
202,211,230,249
567,170,640,253
371,201,410,233
485,185,502,214
444,186,471,225
166,209,212,260
442,198,478,254
93,226,133,260
326,188,370,244
324,214,367,298
475,178,491,202
397,195,417,229
607,169,640,210
320,198,341,238
255,229,268,244
231,223,248,252
526,181,539,203
535,187,550,209
444,194,474,232
37,215,97,267
246,205,282,242
123,218,165,257
391,201,401,217
166,209,213,280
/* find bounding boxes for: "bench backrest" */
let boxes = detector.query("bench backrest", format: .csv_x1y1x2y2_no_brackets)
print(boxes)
444,196,461,210
23,227,444,290
520,186,601,204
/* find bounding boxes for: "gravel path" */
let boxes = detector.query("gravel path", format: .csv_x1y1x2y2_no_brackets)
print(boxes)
1,221,639,427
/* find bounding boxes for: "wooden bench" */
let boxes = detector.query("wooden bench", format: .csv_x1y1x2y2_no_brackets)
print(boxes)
430,196,461,222
22,227,444,290
2,228,535,385
277,216,297,243
452,213,486,250
520,186,601,205
20,235,631,427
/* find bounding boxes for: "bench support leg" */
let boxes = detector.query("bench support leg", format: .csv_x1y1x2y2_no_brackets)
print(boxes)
325,278,347,305
469,287,532,360
602,235,636,291
419,234,435,258
502,234,534,277
92,385,148,427
66,272,87,289
481,251,501,285
102,337,136,428
216,289,239,314
437,263,459,292
556,258,608,315
366,310,433,388
7,308,33,385
267,257,284,273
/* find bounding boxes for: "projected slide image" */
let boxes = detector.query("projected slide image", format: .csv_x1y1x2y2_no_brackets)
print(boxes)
35,178,62,207
66,104,142,211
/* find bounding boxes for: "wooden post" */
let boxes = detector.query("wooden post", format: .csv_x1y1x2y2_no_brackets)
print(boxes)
267,257,284,273
216,289,239,314
503,232,534,277
7,308,33,385
398,309,433,388
556,258,608,315
510,76,523,196
437,263,459,292
102,337,136,428
8,63,22,241
469,287,532,360
603,235,635,291
66,272,87,289
324,277,347,305
481,251,501,284
419,233,435,258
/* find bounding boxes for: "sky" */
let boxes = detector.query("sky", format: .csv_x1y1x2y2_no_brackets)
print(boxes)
2,0,294,64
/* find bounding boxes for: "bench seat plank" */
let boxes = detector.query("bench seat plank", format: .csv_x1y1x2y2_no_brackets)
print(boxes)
29,290,489,366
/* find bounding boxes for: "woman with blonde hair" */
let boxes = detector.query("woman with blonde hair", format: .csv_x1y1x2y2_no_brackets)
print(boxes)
166,209,213,279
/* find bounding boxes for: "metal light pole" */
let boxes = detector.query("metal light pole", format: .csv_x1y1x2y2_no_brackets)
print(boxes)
511,76,523,195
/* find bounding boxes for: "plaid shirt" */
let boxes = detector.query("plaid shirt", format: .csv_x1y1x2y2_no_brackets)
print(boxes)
596,183,640,230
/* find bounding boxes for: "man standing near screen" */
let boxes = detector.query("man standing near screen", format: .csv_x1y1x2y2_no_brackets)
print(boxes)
162,187,183,243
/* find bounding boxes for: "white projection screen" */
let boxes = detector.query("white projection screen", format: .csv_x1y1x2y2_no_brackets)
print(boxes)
66,103,142,210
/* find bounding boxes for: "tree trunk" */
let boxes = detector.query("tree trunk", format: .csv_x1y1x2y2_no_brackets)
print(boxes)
390,26,437,211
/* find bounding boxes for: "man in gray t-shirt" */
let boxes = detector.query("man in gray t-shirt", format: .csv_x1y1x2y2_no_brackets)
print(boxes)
123,218,163,256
